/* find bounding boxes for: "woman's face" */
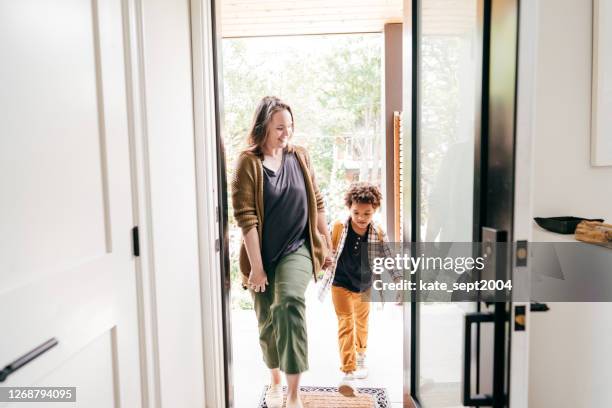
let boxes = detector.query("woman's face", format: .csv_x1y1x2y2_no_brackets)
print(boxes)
263,109,293,152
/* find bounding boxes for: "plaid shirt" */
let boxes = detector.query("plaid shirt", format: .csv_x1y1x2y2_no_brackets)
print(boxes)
317,218,402,301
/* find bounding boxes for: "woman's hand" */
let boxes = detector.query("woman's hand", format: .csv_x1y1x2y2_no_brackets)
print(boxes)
248,266,268,293
322,253,334,269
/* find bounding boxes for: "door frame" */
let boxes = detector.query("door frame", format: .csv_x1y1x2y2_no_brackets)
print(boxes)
190,0,228,406
509,0,540,406
191,0,538,406
121,0,227,405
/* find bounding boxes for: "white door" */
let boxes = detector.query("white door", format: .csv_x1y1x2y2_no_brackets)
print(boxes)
0,1,142,407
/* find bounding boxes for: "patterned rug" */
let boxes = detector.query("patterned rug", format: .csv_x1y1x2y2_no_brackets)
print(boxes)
258,385,390,408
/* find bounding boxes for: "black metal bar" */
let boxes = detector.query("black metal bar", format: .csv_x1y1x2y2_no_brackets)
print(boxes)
408,0,421,405
474,0,491,245
464,313,494,406
474,0,491,395
475,0,491,243
488,1,520,406
493,303,508,408
0,338,58,382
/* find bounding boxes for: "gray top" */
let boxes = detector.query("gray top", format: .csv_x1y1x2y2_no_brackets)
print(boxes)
261,151,309,270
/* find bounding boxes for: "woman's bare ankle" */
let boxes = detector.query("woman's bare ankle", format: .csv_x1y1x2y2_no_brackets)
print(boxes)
286,392,300,402
270,368,282,386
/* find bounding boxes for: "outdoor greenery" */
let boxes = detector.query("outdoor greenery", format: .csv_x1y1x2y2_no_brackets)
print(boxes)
221,33,467,309
221,34,384,309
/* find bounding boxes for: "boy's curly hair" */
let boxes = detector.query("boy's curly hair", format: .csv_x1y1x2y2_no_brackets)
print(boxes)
344,182,383,209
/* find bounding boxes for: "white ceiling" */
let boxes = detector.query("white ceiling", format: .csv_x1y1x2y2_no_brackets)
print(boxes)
219,0,478,38
219,0,404,38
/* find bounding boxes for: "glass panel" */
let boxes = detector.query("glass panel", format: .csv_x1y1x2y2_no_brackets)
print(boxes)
417,0,480,406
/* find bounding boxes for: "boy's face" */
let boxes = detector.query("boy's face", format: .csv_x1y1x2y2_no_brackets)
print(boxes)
349,202,376,230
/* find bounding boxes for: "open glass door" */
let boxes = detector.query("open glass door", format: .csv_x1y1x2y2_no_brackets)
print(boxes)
406,0,520,407
412,0,481,406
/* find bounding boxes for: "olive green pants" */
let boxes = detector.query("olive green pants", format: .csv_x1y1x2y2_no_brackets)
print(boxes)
251,244,313,374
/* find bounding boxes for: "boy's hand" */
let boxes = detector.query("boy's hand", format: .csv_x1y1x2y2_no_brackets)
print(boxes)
394,277,404,305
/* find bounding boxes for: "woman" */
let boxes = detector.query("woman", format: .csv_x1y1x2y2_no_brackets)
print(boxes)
231,96,332,408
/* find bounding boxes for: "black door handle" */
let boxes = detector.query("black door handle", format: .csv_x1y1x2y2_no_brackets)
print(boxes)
463,312,494,406
0,338,58,382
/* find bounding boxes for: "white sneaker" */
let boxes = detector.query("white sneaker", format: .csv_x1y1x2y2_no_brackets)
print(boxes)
338,372,357,397
354,353,368,379
265,384,283,408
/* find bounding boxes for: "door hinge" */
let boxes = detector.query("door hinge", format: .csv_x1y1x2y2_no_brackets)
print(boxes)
132,226,140,257
215,206,219,223
215,238,220,252
516,240,528,267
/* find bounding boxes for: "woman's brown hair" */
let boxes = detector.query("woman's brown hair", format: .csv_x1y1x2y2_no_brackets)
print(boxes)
246,96,294,155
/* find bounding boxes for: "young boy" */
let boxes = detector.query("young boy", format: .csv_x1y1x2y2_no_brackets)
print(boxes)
318,182,402,397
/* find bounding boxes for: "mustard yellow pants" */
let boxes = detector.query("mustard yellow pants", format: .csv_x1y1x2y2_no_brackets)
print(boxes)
331,285,370,373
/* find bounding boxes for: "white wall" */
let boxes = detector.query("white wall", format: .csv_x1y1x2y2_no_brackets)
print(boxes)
532,0,612,223
529,0,612,406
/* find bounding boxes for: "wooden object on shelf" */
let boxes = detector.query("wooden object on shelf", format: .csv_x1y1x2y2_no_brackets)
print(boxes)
575,220,612,248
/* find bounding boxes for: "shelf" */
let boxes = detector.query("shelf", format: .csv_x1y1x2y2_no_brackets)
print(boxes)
531,224,579,243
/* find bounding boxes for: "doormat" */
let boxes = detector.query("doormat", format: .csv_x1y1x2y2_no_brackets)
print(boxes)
258,385,390,408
